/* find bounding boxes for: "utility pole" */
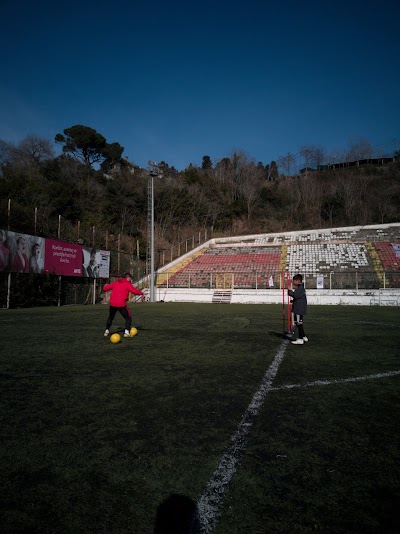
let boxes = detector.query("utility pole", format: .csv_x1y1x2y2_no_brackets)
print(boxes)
147,161,163,302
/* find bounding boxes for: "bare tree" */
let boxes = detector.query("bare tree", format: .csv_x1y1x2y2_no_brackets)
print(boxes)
345,137,373,161
214,157,233,191
17,135,54,163
240,162,264,220
0,135,54,166
299,145,315,173
0,139,12,167
312,146,326,168
299,144,326,173
277,152,296,176
326,149,344,166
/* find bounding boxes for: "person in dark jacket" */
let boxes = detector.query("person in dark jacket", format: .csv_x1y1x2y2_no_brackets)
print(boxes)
288,273,308,345
103,273,144,337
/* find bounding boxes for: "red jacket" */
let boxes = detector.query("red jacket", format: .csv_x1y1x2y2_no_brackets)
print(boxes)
103,278,143,307
12,252,29,273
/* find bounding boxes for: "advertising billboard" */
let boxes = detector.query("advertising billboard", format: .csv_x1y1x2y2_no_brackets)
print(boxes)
0,229,110,278
45,239,83,276
82,247,110,278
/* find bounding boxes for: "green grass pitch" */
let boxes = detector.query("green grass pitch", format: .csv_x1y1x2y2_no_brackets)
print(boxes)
0,303,399,533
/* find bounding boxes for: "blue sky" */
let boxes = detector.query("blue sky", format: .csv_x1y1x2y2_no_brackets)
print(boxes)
1,0,399,171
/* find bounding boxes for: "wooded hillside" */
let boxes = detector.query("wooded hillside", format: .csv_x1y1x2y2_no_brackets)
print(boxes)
1,131,399,259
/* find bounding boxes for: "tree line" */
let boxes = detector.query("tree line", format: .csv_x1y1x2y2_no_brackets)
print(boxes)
1,126,399,259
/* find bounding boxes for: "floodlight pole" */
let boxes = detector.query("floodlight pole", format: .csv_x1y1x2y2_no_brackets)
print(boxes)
147,161,163,302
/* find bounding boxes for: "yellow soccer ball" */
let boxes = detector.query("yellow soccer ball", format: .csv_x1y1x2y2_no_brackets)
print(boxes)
110,333,121,344
130,327,138,336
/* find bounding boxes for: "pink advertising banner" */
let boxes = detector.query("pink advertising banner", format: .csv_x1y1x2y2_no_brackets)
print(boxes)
44,240,83,277
1,230,110,278
1,231,45,274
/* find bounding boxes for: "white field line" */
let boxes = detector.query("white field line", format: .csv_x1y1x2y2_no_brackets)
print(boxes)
270,370,400,391
197,340,288,533
196,347,400,533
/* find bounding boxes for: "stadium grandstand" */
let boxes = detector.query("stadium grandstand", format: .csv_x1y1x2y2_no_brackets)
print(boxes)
152,223,400,306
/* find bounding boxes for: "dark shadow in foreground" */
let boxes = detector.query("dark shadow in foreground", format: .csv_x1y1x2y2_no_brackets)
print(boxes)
154,494,201,534
269,330,293,340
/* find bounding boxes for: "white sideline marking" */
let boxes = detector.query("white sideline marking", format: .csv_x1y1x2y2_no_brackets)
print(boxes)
196,351,400,533
197,340,288,533
271,370,400,391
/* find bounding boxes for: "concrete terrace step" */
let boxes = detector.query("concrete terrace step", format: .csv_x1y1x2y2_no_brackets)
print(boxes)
212,290,232,303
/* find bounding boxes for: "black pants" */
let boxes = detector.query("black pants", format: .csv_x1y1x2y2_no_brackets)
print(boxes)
293,313,306,338
106,305,132,331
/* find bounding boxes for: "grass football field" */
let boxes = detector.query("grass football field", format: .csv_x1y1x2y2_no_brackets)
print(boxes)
1,303,399,533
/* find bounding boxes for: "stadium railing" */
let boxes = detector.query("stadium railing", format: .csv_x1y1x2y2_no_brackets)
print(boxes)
155,270,399,290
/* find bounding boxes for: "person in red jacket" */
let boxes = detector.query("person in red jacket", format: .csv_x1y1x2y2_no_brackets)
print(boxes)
103,273,144,337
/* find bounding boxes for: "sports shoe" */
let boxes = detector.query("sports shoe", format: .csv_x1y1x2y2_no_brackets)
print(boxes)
124,333,132,338
303,337,309,343
291,338,304,345
104,330,109,337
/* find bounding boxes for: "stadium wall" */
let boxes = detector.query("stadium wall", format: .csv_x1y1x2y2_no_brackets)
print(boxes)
154,288,400,306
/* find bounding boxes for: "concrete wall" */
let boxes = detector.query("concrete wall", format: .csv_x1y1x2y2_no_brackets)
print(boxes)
154,287,400,306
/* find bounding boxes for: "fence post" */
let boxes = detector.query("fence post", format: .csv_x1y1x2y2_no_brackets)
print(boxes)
130,241,133,274
136,240,140,282
58,276,62,306
118,234,121,273
7,272,11,309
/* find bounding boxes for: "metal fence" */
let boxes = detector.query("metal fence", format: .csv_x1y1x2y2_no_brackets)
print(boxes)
0,272,149,309
155,270,400,290
1,269,399,309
